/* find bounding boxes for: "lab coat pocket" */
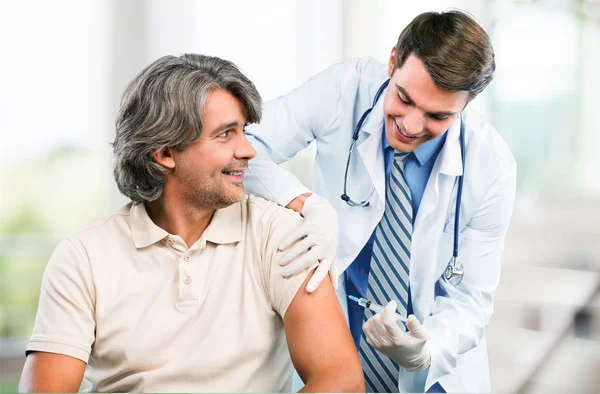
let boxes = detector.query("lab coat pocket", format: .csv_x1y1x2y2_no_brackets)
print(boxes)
443,221,488,242
436,228,457,282
442,221,500,290
441,223,458,253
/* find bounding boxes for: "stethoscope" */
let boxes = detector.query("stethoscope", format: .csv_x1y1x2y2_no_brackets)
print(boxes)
340,79,465,286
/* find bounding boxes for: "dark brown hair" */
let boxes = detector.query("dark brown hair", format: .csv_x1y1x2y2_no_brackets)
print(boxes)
394,10,495,100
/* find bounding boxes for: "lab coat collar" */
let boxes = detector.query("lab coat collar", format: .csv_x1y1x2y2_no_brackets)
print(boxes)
413,113,464,228
435,114,464,177
358,89,386,139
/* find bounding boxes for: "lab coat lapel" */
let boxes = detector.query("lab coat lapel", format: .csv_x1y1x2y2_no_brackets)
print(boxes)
410,115,464,320
414,115,463,229
355,97,386,206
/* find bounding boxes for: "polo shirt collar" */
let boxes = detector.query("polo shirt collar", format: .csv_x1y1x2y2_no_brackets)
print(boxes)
130,202,170,249
201,201,242,245
130,201,242,249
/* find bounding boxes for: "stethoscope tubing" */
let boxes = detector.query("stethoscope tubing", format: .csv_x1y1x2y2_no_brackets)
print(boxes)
341,79,466,285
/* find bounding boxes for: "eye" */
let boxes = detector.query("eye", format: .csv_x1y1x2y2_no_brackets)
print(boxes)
398,94,411,105
218,130,233,138
429,114,451,121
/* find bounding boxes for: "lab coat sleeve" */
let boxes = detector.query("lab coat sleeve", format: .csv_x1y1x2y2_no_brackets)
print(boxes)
244,64,344,206
423,167,517,390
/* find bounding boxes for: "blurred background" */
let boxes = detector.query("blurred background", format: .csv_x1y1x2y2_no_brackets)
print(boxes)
1,0,599,392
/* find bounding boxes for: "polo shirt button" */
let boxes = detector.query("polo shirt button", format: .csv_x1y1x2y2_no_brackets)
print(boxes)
184,255,191,262
167,238,174,245
184,276,191,285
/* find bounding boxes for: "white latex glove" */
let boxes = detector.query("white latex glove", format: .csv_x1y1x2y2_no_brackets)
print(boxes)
278,194,339,293
363,300,431,372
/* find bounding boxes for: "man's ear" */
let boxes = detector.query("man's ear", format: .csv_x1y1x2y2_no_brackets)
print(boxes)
151,147,176,170
387,46,396,77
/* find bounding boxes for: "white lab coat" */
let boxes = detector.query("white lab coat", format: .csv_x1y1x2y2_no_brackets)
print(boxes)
244,57,517,393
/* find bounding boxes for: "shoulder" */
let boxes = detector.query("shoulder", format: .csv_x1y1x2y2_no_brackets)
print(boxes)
332,57,386,77
463,107,517,181
354,56,388,79
317,57,387,90
60,204,134,255
335,57,388,87
42,205,133,286
244,194,303,232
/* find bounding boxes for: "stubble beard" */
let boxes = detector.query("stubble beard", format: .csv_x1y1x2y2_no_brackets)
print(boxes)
186,179,244,211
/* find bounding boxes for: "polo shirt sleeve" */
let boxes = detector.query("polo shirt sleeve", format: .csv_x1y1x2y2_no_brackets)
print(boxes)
26,238,96,363
260,204,319,318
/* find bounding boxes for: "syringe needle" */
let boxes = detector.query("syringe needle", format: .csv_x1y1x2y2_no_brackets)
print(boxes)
348,295,407,323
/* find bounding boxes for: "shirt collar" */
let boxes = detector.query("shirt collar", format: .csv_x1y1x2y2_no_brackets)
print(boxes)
383,128,447,166
201,201,242,245
130,200,242,249
130,203,170,248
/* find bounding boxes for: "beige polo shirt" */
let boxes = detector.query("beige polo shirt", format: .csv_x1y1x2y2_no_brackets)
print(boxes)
27,195,315,393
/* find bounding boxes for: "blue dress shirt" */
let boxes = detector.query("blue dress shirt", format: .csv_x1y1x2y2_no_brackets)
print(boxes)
345,130,447,345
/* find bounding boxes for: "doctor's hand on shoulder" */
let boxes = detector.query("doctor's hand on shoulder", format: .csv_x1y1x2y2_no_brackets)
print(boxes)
277,194,339,293
364,300,431,372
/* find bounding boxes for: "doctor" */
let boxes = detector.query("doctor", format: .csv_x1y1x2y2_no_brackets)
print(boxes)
244,10,516,393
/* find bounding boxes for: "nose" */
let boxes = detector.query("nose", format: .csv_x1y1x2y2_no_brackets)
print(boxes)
403,110,425,136
235,133,257,160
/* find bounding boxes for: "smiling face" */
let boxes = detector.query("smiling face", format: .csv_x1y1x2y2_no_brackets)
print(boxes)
169,88,257,210
383,51,469,153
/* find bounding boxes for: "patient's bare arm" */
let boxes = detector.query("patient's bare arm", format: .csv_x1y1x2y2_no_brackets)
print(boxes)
284,271,365,393
18,352,85,393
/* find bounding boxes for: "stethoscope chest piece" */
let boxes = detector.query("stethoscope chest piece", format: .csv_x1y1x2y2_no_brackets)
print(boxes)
444,257,464,286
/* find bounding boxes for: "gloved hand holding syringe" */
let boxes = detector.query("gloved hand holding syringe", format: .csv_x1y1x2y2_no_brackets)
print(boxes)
351,295,431,372
348,295,407,323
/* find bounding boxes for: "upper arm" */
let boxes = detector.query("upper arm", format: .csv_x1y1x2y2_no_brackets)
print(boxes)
244,64,345,205
24,239,96,379
19,352,86,393
284,273,364,393
256,200,364,392
245,62,344,164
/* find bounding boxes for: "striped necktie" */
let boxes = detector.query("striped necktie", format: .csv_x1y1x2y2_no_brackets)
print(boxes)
359,151,412,393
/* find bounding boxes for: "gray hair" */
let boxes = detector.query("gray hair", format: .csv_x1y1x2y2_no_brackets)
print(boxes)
113,53,262,203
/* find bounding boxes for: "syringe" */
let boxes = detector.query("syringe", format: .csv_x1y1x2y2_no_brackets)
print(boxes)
348,295,407,323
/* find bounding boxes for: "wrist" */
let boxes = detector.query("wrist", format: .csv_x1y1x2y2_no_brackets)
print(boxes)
285,192,313,214
407,343,431,372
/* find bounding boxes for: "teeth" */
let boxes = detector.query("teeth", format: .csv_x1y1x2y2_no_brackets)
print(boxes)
397,123,416,138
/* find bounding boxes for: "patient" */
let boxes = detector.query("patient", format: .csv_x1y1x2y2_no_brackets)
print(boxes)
18,54,364,393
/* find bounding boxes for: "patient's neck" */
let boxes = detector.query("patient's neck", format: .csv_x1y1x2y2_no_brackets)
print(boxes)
145,192,214,248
